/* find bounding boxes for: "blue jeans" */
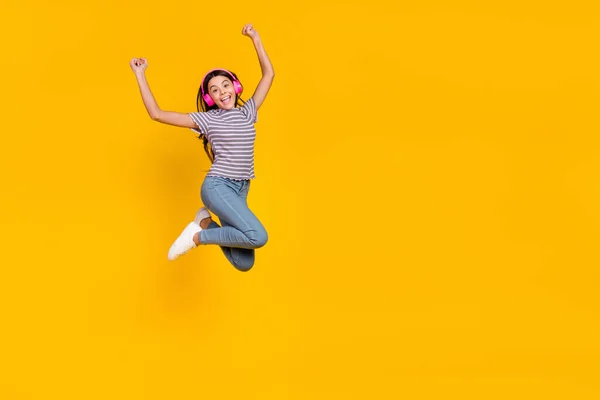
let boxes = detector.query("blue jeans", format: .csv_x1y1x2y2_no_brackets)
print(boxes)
199,176,268,272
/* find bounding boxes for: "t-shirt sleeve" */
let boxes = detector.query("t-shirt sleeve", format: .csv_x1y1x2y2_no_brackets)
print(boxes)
242,97,258,123
189,112,210,135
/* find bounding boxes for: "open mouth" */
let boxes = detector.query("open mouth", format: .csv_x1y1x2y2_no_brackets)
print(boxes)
221,95,232,105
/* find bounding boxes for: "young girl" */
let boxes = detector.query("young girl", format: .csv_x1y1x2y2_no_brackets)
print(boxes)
130,23,274,272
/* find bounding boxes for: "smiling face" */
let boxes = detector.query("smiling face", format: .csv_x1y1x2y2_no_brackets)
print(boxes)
207,75,236,110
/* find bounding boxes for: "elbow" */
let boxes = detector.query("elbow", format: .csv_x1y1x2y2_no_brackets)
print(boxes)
263,67,275,80
264,71,275,81
149,110,162,122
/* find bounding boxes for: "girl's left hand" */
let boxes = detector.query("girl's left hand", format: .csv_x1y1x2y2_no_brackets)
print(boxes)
130,58,148,74
242,24,259,40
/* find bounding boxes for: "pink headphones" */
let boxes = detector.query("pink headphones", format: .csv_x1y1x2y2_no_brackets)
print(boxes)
200,69,243,107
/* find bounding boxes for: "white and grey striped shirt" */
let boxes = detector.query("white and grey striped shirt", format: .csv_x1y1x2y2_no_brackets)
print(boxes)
189,97,258,180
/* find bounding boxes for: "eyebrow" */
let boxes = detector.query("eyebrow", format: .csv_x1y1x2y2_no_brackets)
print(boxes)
209,79,232,89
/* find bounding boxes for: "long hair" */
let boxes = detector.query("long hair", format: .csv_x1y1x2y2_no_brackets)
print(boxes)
195,69,245,163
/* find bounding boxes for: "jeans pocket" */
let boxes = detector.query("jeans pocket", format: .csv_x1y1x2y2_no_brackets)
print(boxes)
242,180,251,198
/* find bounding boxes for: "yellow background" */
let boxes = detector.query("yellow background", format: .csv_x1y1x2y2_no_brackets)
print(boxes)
1,0,600,398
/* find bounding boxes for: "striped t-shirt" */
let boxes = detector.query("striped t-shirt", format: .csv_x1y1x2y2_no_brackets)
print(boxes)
189,97,258,180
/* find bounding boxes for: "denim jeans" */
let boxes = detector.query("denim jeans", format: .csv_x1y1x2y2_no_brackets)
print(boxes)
199,176,268,271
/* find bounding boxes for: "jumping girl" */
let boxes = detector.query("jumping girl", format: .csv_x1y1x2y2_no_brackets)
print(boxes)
130,23,274,271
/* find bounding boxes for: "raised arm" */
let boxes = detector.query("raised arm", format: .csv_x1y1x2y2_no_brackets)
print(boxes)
242,24,275,110
130,58,196,128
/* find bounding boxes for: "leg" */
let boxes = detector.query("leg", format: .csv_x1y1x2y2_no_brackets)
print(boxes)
200,178,267,248
203,218,256,272
168,178,266,266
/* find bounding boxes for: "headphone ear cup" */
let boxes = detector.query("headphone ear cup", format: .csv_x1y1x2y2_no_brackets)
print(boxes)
203,93,214,107
233,80,243,94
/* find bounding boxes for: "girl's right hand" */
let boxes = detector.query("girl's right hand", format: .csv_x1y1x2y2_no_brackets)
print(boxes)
130,58,148,74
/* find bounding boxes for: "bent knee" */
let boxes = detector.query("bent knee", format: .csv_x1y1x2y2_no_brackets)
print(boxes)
231,249,255,272
234,259,254,272
247,228,268,248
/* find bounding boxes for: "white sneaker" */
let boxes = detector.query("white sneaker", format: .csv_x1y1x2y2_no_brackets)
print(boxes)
168,222,201,261
194,207,211,225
